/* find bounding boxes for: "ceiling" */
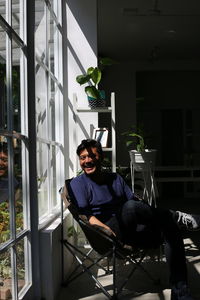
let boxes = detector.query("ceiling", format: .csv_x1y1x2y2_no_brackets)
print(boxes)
97,0,200,62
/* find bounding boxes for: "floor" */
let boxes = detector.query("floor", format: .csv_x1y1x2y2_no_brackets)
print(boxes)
58,196,200,300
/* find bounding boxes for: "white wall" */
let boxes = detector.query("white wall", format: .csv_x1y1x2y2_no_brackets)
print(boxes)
40,213,74,300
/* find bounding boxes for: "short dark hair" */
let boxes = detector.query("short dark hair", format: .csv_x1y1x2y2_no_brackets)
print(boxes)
76,139,103,157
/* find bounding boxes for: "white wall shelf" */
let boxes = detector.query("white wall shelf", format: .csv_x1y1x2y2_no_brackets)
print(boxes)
76,107,112,113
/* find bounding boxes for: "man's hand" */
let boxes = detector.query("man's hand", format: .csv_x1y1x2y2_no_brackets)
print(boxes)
88,215,116,236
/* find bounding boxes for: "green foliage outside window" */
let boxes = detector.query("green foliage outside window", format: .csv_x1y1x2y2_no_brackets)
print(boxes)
0,197,24,280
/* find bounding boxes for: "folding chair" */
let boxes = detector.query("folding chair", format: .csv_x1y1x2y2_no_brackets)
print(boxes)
60,179,161,300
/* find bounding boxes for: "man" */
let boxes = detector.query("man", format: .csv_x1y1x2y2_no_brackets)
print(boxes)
69,139,200,300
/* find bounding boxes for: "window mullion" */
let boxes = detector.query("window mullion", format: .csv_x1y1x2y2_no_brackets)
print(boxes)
6,1,13,132
11,246,18,299
6,1,18,300
45,4,51,214
20,0,28,136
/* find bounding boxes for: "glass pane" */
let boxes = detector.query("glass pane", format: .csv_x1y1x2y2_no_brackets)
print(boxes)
50,0,57,17
37,142,49,219
0,249,12,298
12,42,21,132
51,145,57,206
50,79,55,140
16,239,26,294
36,66,48,139
14,139,24,233
49,17,55,75
0,0,6,18
35,0,46,62
12,0,20,36
0,137,10,246
53,146,63,208
0,28,7,130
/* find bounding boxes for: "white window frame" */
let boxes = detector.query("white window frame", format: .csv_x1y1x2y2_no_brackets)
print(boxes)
0,0,32,298
35,0,64,228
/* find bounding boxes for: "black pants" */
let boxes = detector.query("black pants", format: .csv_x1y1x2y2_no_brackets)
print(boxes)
106,199,187,285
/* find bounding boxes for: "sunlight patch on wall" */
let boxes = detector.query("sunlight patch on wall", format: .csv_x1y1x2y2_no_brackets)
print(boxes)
67,5,97,72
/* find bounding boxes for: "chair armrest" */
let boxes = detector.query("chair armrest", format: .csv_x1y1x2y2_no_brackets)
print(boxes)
79,215,115,238
92,224,115,238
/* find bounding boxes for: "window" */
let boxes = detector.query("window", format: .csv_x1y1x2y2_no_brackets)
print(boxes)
0,2,31,299
35,0,64,226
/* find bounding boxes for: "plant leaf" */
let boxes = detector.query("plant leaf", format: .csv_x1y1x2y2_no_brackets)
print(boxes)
91,67,101,85
76,74,90,85
99,57,117,66
85,86,100,99
87,67,94,75
126,141,133,147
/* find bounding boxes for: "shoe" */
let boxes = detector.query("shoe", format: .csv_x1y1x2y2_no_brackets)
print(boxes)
176,211,200,231
171,282,194,299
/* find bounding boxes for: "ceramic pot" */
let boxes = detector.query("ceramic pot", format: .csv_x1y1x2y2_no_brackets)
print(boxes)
88,90,106,108
129,149,157,171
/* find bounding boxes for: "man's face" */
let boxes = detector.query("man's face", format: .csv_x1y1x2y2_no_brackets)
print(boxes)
0,151,8,177
79,147,102,175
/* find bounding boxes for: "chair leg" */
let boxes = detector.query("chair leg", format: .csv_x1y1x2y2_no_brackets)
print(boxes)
62,238,160,299
62,239,114,299
112,244,117,298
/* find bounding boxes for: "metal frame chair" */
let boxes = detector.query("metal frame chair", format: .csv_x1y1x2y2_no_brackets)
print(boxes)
60,179,160,300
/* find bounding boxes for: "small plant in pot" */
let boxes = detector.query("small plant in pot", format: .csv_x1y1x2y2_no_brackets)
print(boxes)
123,129,157,204
125,132,145,152
76,57,116,108
122,129,157,168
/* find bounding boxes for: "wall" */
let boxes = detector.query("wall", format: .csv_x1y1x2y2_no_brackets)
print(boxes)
64,0,99,177
39,213,74,300
101,62,137,167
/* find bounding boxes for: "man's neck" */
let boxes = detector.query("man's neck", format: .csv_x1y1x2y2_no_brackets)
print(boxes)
86,170,105,184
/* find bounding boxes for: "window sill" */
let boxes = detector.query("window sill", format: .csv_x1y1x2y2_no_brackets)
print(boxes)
39,208,70,231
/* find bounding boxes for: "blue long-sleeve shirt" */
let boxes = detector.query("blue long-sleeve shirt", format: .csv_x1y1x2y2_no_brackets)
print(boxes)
69,172,135,223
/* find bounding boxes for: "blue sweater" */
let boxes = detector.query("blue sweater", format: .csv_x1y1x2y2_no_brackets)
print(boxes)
69,172,135,222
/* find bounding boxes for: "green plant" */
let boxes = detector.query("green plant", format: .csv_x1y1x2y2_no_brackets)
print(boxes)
0,201,10,244
0,196,24,280
122,129,145,152
76,66,102,99
76,57,116,99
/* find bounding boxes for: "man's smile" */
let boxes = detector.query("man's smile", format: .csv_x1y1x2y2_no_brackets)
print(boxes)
84,163,95,168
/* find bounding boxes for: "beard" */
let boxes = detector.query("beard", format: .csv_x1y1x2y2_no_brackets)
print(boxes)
0,166,7,177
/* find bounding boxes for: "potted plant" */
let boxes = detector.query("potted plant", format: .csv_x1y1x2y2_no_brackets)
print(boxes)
76,57,116,108
122,129,157,170
122,128,157,205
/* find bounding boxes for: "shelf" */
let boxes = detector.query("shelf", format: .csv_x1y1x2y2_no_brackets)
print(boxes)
77,107,112,113
102,147,113,152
